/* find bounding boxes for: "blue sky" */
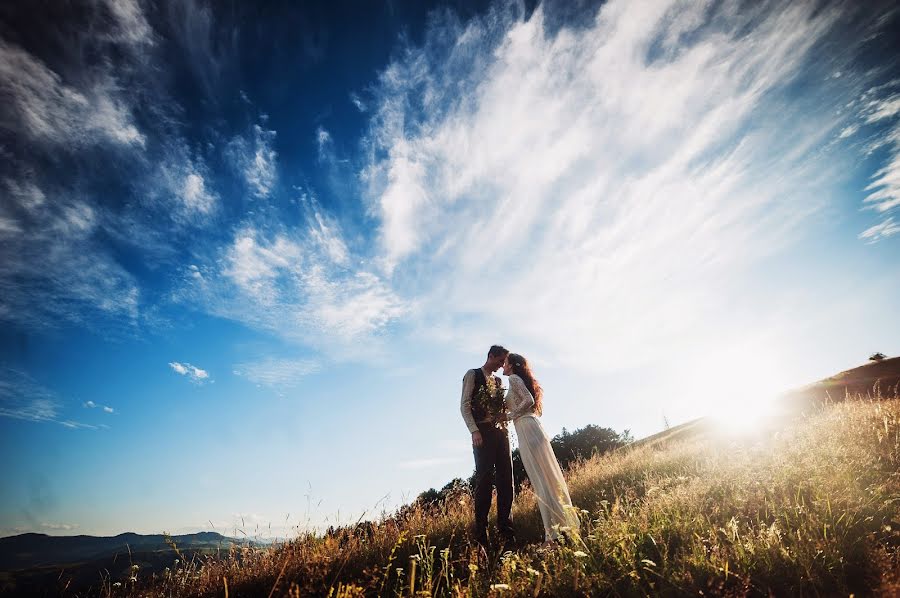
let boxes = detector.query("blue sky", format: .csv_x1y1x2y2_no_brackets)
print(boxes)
2,0,900,538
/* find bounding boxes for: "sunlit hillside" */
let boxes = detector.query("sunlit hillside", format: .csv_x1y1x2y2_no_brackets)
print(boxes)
85,393,897,597
784,356,900,408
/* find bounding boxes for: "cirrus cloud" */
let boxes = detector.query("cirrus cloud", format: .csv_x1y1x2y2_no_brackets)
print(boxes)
0,368,97,429
182,200,407,358
232,357,320,388
230,124,278,199
361,0,889,370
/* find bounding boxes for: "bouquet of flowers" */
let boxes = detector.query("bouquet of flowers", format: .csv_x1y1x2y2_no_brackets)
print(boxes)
474,375,507,430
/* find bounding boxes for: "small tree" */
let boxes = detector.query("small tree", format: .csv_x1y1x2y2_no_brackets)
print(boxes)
415,487,442,507
510,424,632,489
869,352,887,362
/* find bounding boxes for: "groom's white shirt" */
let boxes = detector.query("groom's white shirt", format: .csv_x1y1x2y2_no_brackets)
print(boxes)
460,366,492,434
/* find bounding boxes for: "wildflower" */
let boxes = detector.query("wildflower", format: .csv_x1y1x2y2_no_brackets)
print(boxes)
573,550,588,558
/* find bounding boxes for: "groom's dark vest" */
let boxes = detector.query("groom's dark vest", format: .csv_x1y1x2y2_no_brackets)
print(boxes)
469,368,495,423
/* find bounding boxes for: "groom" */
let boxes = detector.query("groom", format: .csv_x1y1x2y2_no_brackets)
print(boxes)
460,345,515,547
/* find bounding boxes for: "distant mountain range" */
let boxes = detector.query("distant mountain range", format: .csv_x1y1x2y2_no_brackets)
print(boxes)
0,531,236,571
0,531,248,597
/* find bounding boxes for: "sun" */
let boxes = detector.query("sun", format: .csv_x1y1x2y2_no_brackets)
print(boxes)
683,345,789,431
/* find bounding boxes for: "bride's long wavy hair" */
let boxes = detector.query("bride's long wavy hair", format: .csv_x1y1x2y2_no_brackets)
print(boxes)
507,353,543,416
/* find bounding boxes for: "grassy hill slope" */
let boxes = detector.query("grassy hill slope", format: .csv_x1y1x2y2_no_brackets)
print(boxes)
113,395,899,597
6,360,900,597
783,356,900,407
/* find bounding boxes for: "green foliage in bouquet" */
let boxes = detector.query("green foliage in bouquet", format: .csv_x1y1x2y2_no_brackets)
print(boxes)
474,375,507,429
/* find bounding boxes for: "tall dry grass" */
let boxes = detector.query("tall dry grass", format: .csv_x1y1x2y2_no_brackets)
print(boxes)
116,396,899,597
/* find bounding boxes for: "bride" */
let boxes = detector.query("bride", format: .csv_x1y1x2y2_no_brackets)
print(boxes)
503,353,580,543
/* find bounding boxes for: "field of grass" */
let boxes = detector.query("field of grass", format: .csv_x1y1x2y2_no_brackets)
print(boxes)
117,396,899,597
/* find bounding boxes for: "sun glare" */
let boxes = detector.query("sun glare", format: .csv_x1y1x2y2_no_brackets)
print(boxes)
684,348,788,432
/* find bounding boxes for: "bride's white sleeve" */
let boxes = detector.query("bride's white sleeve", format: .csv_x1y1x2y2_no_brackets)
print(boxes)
508,375,535,419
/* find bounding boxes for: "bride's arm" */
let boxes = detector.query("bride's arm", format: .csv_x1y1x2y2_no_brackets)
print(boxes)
507,375,535,419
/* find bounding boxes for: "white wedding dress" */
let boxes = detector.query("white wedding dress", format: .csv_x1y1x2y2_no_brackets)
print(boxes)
505,374,580,541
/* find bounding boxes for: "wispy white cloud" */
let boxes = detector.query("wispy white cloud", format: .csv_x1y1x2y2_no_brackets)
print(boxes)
4,179,46,211
864,94,900,125
316,127,332,161
361,0,870,369
169,361,210,383
0,178,141,329
350,92,367,112
0,0,155,331
60,420,99,430
231,124,278,198
181,172,217,215
0,369,95,429
838,75,900,241
39,522,80,531
184,211,406,356
0,375,58,423
103,0,154,47
233,357,320,388
145,139,221,225
222,228,302,302
0,39,145,148
839,124,859,139
308,211,350,266
860,92,900,220
83,400,115,414
859,217,900,243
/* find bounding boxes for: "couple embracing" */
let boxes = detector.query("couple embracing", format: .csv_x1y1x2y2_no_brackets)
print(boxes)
460,345,579,548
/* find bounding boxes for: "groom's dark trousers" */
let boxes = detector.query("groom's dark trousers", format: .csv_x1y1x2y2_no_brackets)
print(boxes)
473,422,515,543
